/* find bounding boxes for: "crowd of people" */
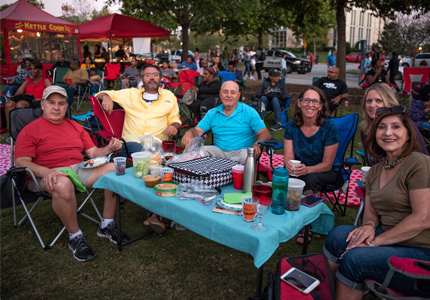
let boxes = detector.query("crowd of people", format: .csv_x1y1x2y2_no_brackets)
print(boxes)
2,46,430,299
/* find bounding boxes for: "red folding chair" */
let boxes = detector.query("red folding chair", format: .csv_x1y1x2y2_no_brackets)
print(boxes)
402,67,430,106
103,63,121,90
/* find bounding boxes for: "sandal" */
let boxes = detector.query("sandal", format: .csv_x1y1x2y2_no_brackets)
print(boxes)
295,228,312,245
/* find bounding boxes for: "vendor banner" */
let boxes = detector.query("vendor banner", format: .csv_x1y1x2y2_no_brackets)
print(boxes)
6,20,79,34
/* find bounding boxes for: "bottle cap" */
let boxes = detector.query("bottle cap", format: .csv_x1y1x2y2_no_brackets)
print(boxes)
247,147,255,155
273,167,289,178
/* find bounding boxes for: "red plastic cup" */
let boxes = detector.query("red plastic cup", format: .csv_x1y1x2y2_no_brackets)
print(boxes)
232,165,244,190
67,78,72,84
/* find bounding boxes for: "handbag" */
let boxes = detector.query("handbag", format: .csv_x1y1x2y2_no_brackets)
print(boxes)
182,88,197,105
169,156,242,188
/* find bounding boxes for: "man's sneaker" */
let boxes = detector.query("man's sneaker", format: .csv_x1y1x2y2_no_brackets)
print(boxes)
97,221,130,245
271,123,283,131
68,234,95,262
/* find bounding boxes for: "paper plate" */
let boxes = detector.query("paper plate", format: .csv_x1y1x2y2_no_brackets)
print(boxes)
79,156,110,169
216,197,242,211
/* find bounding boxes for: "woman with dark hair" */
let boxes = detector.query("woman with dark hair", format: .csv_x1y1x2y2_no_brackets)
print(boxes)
366,58,389,86
324,107,430,299
94,45,101,58
83,45,91,61
194,48,200,67
160,61,176,81
409,85,430,131
81,56,95,69
188,66,222,120
5,60,52,114
211,56,225,72
284,86,342,244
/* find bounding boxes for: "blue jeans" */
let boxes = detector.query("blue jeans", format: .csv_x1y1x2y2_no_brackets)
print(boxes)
118,141,142,157
65,86,77,107
1,84,19,104
244,61,251,77
260,96,282,124
419,121,430,131
323,225,430,296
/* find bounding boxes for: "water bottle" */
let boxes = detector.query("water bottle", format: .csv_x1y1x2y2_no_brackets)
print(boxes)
6,91,11,100
271,167,289,214
243,147,256,193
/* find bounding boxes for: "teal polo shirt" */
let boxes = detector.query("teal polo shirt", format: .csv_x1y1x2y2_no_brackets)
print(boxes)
197,102,266,151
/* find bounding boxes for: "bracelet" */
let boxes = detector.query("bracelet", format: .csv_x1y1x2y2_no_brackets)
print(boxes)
370,241,378,247
362,222,376,229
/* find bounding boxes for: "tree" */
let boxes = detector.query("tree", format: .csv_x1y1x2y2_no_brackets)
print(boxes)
0,0,44,11
379,13,430,57
112,0,227,61
60,0,111,25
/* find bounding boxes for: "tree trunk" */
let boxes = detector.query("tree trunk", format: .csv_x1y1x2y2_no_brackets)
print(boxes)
258,28,263,48
336,0,347,82
181,21,190,62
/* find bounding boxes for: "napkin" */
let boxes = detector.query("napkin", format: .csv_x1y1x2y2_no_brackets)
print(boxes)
59,169,87,192
223,192,252,204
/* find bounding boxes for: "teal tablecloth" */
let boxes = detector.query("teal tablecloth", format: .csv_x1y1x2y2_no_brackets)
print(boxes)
94,168,335,268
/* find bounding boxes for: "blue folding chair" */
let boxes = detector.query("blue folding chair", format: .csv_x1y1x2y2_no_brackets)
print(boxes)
322,113,361,216
218,71,235,83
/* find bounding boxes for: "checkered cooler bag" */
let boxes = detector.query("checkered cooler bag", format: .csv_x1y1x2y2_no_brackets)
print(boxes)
169,156,243,188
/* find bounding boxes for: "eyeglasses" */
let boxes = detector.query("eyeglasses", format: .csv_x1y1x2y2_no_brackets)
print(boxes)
299,98,322,105
143,73,160,78
375,105,406,117
301,259,325,281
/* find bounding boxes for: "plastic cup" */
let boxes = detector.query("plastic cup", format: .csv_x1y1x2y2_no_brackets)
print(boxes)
285,178,306,211
361,166,371,183
113,157,126,176
131,152,151,178
290,160,301,177
67,78,72,84
232,165,244,190
242,196,257,222
160,167,174,182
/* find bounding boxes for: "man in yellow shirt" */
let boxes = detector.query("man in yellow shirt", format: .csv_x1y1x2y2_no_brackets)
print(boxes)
97,64,181,157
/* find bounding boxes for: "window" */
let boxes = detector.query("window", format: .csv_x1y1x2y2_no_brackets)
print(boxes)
267,50,274,56
275,51,283,58
6,30,79,65
367,13,372,27
359,11,365,26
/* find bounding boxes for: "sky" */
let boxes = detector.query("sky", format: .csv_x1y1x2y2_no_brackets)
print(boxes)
2,0,121,17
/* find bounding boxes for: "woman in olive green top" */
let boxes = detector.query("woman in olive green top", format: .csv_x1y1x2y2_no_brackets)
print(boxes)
323,106,430,299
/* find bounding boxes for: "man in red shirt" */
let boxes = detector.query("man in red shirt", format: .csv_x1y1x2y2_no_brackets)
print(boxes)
15,86,128,262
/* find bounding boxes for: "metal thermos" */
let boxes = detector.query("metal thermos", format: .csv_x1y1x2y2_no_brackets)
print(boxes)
243,147,256,193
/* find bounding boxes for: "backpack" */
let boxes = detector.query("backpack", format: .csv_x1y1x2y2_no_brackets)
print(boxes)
258,51,266,61
267,253,335,300
182,88,198,105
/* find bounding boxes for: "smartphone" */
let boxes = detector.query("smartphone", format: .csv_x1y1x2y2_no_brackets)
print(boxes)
300,194,324,207
280,267,320,294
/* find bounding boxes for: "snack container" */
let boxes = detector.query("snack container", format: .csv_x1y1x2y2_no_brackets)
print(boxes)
142,175,161,188
131,152,151,178
154,183,178,197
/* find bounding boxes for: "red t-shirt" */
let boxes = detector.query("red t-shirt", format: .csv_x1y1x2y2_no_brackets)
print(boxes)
25,77,46,99
15,117,95,169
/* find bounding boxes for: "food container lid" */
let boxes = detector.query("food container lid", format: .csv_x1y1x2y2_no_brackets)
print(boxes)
288,178,306,188
131,152,151,159
154,183,178,193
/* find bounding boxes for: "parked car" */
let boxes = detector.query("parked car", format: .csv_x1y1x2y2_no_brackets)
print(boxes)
346,52,362,63
155,50,194,65
414,53,430,67
263,49,311,74
399,55,413,67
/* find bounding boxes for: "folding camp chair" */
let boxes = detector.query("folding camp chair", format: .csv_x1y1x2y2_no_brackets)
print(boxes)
218,71,235,83
52,67,70,86
75,69,92,111
321,113,361,216
103,63,121,90
401,67,430,106
7,107,102,250
175,70,200,121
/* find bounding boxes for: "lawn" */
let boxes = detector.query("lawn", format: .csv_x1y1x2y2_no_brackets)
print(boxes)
1,83,369,300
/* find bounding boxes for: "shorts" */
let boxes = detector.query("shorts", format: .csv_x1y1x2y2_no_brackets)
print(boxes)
251,64,256,71
29,163,95,192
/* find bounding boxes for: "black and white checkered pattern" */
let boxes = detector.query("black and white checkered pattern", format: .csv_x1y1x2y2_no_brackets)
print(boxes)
169,156,243,188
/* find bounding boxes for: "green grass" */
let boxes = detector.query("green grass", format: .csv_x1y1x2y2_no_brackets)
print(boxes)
1,93,367,299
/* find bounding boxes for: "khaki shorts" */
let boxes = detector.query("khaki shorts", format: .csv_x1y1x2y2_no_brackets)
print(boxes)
29,163,95,192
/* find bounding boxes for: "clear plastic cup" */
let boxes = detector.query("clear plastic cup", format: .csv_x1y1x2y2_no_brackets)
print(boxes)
131,152,151,178
361,166,371,183
113,157,126,176
160,167,174,182
290,160,301,177
285,178,306,211
242,196,257,222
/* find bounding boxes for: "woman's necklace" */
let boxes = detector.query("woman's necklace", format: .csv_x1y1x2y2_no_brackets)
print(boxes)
383,156,405,170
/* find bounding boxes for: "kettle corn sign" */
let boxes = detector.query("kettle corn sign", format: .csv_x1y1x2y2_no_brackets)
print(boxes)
14,21,72,33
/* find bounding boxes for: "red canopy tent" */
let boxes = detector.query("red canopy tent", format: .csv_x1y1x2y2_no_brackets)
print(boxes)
79,14,169,60
0,0,80,77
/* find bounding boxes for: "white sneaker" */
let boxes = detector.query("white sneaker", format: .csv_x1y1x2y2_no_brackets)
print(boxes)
244,75,249,80
250,76,255,80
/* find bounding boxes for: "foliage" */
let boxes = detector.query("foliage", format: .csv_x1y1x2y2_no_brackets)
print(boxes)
346,42,351,54
378,13,430,57
60,0,111,25
0,0,45,11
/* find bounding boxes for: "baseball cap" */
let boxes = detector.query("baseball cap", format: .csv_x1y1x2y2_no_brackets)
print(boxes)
43,85,68,100
269,69,280,76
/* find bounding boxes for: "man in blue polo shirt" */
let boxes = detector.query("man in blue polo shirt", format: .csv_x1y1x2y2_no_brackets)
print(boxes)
181,81,271,163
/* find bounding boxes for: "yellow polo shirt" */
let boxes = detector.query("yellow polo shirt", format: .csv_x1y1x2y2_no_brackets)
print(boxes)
96,88,181,143
63,68,89,84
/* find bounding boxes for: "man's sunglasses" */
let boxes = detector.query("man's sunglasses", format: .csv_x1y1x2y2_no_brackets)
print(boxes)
375,106,406,117
301,259,325,281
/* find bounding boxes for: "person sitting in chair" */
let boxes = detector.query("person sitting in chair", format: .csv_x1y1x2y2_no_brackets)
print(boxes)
182,81,271,163
121,56,139,89
14,86,129,262
197,59,209,75
255,69,289,131
409,85,430,132
366,59,389,87
50,53,70,73
187,66,222,121
228,61,243,89
178,55,197,71
61,58,89,107
313,67,349,114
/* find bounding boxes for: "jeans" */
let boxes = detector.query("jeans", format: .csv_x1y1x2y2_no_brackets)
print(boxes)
419,121,430,131
1,84,19,104
65,86,77,107
260,96,282,124
118,141,142,157
323,225,430,296
244,61,251,78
